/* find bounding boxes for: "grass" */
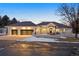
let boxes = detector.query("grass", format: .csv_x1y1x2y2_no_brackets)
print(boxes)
62,38,79,42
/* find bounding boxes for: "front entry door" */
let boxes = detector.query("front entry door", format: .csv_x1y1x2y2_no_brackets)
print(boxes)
49,28,53,35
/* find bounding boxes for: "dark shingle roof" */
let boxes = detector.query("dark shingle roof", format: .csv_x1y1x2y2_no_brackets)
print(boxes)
10,21,36,26
37,22,69,28
8,21,69,28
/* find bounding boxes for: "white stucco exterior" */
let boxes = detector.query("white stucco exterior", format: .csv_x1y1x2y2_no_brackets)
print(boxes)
6,26,36,35
35,23,67,35
4,22,71,36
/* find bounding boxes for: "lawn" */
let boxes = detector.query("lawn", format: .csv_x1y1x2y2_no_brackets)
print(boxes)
62,38,79,42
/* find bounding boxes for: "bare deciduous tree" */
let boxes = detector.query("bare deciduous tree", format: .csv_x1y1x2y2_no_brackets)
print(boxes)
58,4,79,38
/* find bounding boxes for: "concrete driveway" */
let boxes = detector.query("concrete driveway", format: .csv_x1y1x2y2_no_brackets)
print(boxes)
0,40,79,56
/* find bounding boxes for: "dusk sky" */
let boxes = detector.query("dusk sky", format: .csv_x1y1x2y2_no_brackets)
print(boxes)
0,3,62,24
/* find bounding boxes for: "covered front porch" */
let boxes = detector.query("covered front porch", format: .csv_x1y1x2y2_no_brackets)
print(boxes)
34,25,63,35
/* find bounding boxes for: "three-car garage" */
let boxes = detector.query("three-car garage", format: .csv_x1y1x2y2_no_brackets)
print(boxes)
7,21,36,36
11,29,34,35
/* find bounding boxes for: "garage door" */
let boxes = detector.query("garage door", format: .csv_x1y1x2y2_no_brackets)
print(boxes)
20,30,33,35
11,30,18,35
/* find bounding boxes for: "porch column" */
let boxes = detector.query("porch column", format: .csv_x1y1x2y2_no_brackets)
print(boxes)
33,27,36,35
55,26,56,34
18,29,20,35
40,26,42,34
9,28,12,35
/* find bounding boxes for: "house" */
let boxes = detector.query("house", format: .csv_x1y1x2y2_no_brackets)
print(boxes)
5,21,70,36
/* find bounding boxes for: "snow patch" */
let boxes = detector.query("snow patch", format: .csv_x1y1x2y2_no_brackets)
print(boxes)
17,36,60,42
0,48,5,51
17,36,79,43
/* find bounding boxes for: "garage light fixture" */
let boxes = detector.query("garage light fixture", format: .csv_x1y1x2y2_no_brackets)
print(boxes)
27,27,31,29
22,27,26,29
12,27,16,29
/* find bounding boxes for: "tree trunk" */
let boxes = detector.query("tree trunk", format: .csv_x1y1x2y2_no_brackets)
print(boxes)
74,20,78,38
75,33,78,38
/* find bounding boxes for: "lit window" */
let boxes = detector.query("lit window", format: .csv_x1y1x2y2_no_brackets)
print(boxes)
42,28,46,31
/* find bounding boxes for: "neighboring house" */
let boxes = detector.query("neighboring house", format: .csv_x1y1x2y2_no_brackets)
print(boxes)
5,21,70,36
0,28,7,36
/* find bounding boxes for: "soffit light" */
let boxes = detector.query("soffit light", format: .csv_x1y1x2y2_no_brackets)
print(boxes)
12,27,16,29
27,27,31,29
22,27,26,29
